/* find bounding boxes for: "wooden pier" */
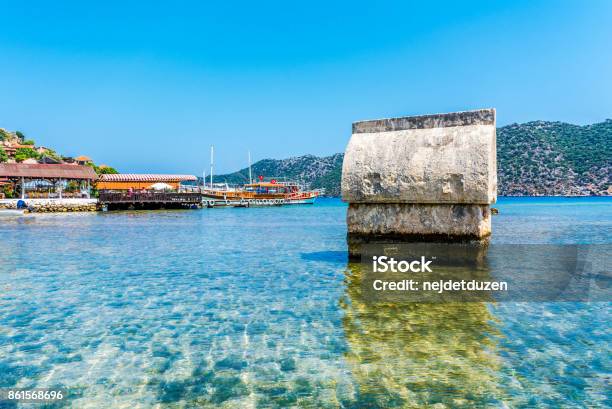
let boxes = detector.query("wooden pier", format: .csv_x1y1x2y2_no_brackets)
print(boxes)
98,192,291,210
99,192,204,210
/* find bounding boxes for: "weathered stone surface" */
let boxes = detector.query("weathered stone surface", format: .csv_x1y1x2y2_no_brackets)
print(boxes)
342,109,498,257
347,203,491,258
342,109,497,204
347,203,491,237
352,108,495,133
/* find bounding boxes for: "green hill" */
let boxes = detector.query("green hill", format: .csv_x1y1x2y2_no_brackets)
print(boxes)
497,120,611,195
213,153,344,195
214,120,612,196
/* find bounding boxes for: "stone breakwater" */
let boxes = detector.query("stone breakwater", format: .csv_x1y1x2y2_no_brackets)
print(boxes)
0,199,98,213
342,109,497,257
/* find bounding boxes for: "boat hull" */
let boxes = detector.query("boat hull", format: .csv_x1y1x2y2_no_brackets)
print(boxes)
200,196,317,207
201,191,319,206
285,197,316,205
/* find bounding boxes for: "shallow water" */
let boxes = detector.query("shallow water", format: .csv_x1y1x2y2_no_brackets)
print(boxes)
0,197,610,408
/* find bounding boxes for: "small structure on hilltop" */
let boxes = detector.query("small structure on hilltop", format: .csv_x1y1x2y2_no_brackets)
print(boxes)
74,155,93,165
341,109,497,258
97,174,197,191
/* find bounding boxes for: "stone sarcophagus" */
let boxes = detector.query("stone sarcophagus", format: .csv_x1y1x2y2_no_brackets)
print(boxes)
342,109,497,257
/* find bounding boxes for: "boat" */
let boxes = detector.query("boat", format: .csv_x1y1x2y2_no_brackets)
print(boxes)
201,180,321,205
200,147,322,206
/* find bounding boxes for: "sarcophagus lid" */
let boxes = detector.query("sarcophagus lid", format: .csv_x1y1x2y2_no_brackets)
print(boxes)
342,109,497,205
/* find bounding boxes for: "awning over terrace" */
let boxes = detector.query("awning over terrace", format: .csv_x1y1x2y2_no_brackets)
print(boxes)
97,174,197,190
0,163,97,180
0,163,97,199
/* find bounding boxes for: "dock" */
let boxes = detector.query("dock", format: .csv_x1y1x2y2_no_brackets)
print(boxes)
99,192,204,210
98,192,288,210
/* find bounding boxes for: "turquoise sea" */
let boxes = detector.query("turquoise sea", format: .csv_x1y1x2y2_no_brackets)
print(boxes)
0,197,610,408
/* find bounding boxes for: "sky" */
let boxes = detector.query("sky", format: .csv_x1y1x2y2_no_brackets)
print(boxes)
0,0,610,174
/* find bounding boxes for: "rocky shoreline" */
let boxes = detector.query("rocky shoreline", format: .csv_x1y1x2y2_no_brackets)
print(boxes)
0,199,98,213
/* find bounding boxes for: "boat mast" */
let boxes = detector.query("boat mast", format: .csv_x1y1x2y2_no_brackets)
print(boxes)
210,146,214,189
248,150,252,184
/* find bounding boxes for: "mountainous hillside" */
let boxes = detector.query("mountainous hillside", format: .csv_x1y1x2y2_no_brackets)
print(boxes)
497,120,610,195
213,153,344,195
214,120,611,196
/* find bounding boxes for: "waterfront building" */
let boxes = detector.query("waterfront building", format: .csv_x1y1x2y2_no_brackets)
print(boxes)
97,174,197,191
0,163,97,199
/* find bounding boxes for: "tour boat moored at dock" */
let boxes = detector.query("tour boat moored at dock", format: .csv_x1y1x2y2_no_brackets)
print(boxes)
201,180,321,205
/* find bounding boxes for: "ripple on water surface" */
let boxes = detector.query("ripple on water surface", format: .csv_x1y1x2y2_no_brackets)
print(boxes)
0,197,610,408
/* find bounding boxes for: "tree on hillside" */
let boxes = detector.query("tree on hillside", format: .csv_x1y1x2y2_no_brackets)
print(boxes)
15,131,26,140
14,147,40,162
0,129,10,141
97,166,119,175
0,147,8,163
85,162,119,175
43,149,62,162
22,139,35,145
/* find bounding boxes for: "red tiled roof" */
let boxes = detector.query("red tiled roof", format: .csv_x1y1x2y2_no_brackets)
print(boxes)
0,163,97,180
99,174,196,182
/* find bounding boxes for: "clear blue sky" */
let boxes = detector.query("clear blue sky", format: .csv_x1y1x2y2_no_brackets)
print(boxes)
0,0,610,174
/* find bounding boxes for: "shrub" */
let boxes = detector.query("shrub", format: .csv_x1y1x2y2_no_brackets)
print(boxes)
3,185,14,198
98,166,119,175
0,147,7,163
14,147,40,162
40,149,62,162
66,181,79,192
0,129,10,141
